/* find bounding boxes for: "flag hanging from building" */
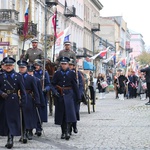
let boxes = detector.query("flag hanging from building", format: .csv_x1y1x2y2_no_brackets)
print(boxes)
23,5,29,37
52,11,57,38
99,49,107,58
89,47,109,60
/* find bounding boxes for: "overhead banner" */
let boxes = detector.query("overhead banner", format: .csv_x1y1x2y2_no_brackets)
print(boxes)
53,27,70,58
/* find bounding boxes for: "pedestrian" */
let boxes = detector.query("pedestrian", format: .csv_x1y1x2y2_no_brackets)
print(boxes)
140,65,150,105
69,59,83,134
0,57,27,149
106,74,111,93
51,56,81,140
33,59,58,136
114,73,119,99
17,60,40,142
55,41,76,66
114,70,128,100
21,38,44,64
136,72,147,100
97,73,107,99
128,70,138,98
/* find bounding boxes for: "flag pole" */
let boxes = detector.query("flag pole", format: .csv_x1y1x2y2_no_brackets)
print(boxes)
21,5,29,56
42,3,48,90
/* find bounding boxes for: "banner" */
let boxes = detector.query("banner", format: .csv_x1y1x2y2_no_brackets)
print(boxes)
53,27,70,59
89,47,110,60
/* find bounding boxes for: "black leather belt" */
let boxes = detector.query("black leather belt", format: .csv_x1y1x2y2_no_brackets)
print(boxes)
6,90,18,94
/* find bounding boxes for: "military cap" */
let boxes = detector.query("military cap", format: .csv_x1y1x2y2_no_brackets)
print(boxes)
64,41,71,45
17,60,28,67
34,59,43,66
3,57,16,65
31,38,38,43
69,58,75,65
27,64,35,72
60,56,70,63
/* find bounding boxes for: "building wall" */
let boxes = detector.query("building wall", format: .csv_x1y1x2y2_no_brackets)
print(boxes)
130,33,145,58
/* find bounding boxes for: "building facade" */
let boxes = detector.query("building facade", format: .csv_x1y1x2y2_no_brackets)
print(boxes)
129,30,145,58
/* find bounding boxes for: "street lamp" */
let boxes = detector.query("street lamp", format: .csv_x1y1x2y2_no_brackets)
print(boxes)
91,23,100,75
44,0,58,61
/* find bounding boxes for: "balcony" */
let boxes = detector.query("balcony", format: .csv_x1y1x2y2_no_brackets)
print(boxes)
0,9,19,31
46,0,58,6
91,23,100,32
17,22,37,40
64,6,76,17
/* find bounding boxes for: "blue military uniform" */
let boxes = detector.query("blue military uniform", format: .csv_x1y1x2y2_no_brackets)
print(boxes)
52,56,81,140
69,59,84,134
33,59,57,136
17,60,40,141
0,57,27,149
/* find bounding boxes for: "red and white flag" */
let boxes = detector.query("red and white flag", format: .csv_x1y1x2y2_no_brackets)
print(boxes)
23,5,29,38
52,11,57,38
89,47,109,60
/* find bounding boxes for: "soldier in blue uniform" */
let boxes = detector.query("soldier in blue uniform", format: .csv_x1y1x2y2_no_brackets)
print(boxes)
33,59,58,136
51,56,81,140
0,57,27,149
27,64,46,137
69,59,84,134
17,60,41,142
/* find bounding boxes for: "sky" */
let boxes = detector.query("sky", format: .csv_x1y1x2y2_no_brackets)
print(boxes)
100,0,150,46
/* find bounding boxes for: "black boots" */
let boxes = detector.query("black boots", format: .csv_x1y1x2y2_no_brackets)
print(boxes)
26,129,33,140
35,130,42,137
5,134,13,149
19,131,28,143
61,123,70,140
72,122,78,134
65,123,70,140
61,125,65,139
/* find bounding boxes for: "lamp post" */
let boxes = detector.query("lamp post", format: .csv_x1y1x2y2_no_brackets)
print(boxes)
99,41,103,73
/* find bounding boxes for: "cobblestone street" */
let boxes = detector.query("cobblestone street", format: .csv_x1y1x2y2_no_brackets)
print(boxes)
1,91,150,150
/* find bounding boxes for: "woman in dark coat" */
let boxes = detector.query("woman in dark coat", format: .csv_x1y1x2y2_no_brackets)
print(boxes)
114,71,128,100
97,73,107,99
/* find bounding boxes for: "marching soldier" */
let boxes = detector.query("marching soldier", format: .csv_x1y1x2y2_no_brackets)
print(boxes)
51,56,81,140
0,57,27,149
33,59,58,136
22,38,44,64
69,59,83,134
55,41,76,66
17,60,40,142
27,64,46,137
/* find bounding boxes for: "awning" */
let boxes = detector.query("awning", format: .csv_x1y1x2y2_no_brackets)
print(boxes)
83,61,96,71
